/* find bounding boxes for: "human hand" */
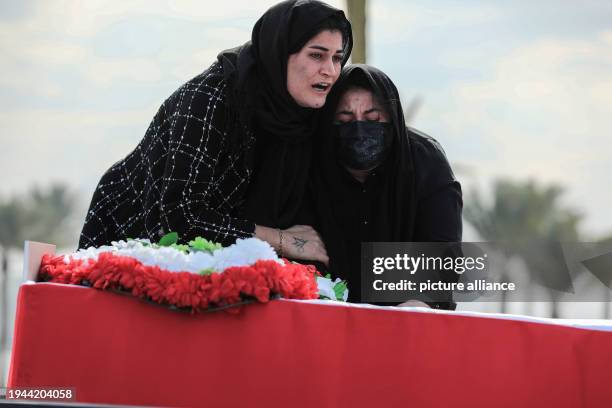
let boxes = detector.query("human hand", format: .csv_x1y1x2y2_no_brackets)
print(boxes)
280,225,329,266
397,300,431,308
255,224,329,266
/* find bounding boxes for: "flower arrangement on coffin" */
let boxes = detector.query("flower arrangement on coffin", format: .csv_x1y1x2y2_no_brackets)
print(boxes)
38,232,348,312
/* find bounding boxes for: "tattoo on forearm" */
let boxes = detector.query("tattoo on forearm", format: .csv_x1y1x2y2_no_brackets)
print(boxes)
293,236,308,253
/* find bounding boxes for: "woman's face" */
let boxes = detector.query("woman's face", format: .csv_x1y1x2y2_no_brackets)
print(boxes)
287,30,344,108
333,86,392,177
334,87,390,123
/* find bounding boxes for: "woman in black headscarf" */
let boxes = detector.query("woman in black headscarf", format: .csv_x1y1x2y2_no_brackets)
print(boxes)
311,64,462,309
79,0,352,265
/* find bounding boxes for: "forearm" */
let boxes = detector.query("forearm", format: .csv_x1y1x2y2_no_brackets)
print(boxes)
255,224,328,265
254,225,281,252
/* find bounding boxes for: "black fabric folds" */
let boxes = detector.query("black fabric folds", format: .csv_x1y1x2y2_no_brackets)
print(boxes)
217,0,352,229
313,64,417,274
311,64,462,308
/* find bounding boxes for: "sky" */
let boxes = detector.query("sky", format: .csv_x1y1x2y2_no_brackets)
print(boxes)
1,0,612,243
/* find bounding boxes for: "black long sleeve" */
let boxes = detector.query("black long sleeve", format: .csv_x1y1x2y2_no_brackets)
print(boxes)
79,62,256,249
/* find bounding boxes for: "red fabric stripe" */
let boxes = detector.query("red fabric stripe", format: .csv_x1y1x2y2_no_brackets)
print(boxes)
8,283,612,407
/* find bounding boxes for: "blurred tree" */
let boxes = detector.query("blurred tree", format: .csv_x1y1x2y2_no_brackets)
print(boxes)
465,180,581,317
0,184,75,385
346,0,366,63
23,185,75,245
0,196,25,386
0,198,27,250
596,234,612,319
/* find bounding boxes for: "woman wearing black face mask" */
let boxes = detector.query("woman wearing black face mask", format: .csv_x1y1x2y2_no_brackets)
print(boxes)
79,1,352,266
311,64,463,309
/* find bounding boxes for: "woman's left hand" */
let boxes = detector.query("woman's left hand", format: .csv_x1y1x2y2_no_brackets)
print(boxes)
397,300,431,308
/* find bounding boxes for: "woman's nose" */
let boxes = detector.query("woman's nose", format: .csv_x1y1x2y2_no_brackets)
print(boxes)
320,58,337,77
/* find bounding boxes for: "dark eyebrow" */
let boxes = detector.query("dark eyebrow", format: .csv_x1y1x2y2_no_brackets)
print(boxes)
309,45,344,54
337,108,380,115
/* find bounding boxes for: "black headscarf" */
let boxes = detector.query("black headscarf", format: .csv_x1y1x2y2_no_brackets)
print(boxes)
217,0,353,228
312,64,417,282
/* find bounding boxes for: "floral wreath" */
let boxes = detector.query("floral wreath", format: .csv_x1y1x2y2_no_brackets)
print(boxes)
38,233,348,313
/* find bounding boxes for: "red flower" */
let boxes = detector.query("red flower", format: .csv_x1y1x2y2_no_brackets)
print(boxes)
38,250,321,312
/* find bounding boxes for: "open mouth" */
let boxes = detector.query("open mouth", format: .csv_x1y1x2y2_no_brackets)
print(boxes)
312,82,330,92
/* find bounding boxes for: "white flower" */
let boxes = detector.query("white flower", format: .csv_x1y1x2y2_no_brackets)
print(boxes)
316,276,349,301
316,276,336,300
63,236,281,275
212,238,281,271
190,251,215,272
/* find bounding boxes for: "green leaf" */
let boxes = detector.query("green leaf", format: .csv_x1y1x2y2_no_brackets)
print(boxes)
199,268,215,276
333,281,348,301
159,232,179,246
188,236,223,252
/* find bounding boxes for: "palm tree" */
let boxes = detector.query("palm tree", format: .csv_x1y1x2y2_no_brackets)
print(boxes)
465,179,581,317
594,235,612,318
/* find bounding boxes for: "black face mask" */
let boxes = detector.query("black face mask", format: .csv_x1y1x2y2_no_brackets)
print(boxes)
334,121,393,170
